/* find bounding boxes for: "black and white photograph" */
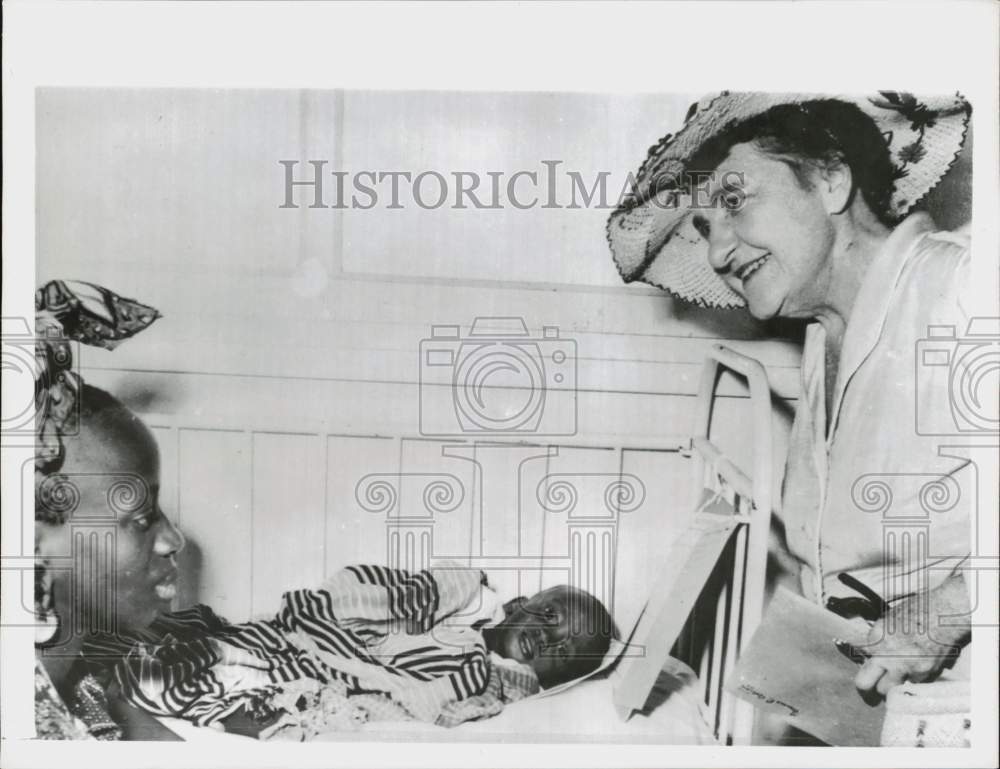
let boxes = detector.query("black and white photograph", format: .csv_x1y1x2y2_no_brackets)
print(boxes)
2,3,998,768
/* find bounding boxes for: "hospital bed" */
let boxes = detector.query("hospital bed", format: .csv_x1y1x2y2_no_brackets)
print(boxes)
155,345,777,745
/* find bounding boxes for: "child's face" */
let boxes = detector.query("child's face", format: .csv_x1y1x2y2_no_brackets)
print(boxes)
489,585,607,688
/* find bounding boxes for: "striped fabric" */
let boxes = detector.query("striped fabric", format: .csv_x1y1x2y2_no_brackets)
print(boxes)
81,564,538,733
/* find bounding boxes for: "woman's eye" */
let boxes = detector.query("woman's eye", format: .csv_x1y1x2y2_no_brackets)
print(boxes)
129,509,159,532
722,192,743,212
132,515,153,531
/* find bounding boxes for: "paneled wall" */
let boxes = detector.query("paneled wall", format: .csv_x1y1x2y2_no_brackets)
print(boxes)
37,88,802,630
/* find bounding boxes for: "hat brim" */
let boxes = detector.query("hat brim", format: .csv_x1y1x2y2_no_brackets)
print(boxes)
607,188,746,308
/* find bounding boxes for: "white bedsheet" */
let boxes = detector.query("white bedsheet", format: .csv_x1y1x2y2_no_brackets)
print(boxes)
157,658,716,745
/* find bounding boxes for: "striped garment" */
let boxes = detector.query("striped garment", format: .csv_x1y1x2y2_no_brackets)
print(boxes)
82,564,539,736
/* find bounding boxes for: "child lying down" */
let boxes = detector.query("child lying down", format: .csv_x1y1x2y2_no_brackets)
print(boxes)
82,564,616,740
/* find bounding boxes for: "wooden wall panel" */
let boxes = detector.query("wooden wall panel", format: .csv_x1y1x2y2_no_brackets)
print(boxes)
176,429,252,621
250,432,326,616
538,447,621,609
463,443,556,601
324,435,400,576
82,368,792,449
146,426,178,528
397,439,478,570
36,89,340,278
83,363,795,629
613,449,693,638
338,90,698,288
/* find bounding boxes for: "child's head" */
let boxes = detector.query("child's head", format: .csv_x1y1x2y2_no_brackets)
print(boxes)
484,585,617,688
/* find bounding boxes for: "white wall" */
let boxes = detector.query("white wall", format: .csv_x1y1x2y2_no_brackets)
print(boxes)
37,88,801,627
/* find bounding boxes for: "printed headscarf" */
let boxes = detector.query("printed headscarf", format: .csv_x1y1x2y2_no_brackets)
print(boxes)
34,280,161,521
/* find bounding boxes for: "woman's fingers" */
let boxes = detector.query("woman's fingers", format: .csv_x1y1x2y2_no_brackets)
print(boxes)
876,667,905,697
856,656,909,696
854,659,886,692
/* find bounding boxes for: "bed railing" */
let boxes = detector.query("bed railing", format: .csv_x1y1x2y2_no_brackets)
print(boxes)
613,344,775,746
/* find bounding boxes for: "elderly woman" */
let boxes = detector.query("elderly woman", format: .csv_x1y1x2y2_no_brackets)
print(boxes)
608,92,974,744
33,280,185,740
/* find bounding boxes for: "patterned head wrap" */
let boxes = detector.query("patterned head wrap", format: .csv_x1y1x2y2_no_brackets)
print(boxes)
34,280,161,522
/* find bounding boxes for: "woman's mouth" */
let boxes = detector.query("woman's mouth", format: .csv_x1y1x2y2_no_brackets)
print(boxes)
735,254,769,283
518,632,535,660
153,571,178,601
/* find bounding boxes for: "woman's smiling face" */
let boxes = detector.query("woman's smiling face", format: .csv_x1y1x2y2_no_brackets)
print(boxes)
692,142,840,320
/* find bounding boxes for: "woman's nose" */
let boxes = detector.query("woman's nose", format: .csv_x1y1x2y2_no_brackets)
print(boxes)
704,213,738,275
154,514,186,556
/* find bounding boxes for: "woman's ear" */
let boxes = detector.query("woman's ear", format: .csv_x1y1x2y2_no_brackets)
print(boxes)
817,158,853,215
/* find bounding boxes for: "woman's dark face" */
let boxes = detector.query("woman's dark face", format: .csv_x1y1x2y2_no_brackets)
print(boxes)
487,586,608,688
36,410,185,639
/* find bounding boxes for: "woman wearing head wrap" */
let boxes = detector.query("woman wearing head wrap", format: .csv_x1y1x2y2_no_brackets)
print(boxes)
33,280,185,740
608,93,976,745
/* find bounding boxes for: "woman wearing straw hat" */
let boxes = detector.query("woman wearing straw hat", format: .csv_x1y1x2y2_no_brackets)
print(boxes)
608,93,975,745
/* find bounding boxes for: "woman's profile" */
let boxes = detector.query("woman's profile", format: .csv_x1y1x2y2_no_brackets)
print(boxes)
33,280,184,740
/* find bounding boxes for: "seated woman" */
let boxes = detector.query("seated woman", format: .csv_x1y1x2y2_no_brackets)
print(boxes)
33,280,185,740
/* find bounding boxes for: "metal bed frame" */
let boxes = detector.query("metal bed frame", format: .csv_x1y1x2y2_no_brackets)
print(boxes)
613,344,775,745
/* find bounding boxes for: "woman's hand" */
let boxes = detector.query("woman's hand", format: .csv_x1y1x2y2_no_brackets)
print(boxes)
854,572,971,697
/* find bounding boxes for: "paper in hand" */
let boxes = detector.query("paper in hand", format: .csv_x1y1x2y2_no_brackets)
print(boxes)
726,587,885,746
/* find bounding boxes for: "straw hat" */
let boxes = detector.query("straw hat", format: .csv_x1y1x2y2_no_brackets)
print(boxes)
606,91,971,308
